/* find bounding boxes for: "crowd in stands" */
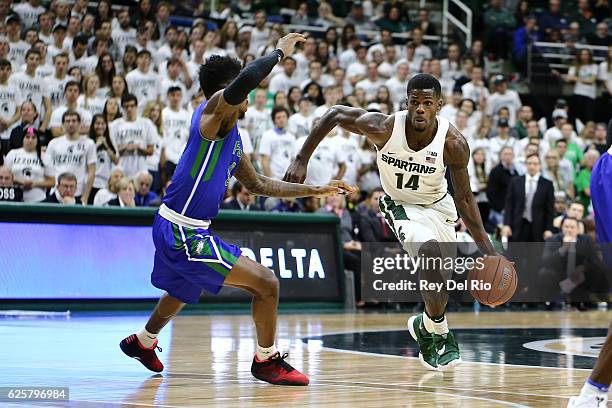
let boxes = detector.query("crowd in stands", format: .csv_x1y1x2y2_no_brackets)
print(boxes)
0,0,610,253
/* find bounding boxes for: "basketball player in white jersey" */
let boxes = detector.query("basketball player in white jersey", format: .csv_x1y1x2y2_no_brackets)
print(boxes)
285,74,501,371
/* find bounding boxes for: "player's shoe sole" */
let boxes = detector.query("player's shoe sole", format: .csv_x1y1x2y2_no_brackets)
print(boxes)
408,315,439,371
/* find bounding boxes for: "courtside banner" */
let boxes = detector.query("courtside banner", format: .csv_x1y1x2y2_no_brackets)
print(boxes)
361,241,612,303
0,204,343,302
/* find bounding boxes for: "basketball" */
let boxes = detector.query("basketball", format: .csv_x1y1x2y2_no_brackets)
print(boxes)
468,256,518,307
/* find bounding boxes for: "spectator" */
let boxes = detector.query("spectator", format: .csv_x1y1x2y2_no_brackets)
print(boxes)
461,66,489,109
49,80,92,137
288,96,314,139
591,122,609,155
587,22,611,47
468,147,491,228
249,10,270,55
293,121,345,186
291,2,311,25
0,59,22,156
597,47,612,121
538,0,569,37
42,172,78,204
46,111,96,204
89,114,118,204
302,196,321,213
514,0,532,26
259,107,296,180
503,153,555,241
109,94,155,179
385,62,410,109
543,109,570,149
6,15,29,67
161,87,190,181
514,106,534,140
571,0,598,38
103,98,122,124
106,176,136,207
4,127,54,202
221,181,261,211
376,5,408,33
490,118,520,161
486,75,522,126
483,0,516,59
0,166,14,189
134,171,160,207
95,52,116,97
560,49,598,123
355,62,384,101
126,50,160,115
47,53,73,110
109,75,129,99
486,146,518,226
542,149,575,202
345,2,374,31
359,187,394,242
243,88,272,152
11,49,52,133
267,197,303,213
269,57,300,95
411,28,433,68
556,136,583,176
93,167,123,206
416,8,437,36
8,102,41,152
575,149,600,211
77,74,106,116
552,201,586,234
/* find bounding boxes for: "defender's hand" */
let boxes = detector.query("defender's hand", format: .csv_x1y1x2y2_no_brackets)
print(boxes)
283,159,308,183
313,180,357,197
276,33,306,59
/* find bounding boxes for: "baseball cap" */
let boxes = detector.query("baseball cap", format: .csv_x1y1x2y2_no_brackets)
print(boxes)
555,98,568,108
367,102,382,112
493,74,506,84
239,25,253,34
552,109,568,119
53,23,67,32
497,118,509,127
6,14,20,24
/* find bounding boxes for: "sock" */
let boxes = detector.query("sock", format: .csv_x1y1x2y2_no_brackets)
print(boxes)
136,327,158,349
424,311,448,336
579,378,610,398
256,344,278,361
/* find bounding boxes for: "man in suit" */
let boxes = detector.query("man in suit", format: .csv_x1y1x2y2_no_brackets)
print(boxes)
43,172,81,205
502,153,554,242
486,146,518,227
221,181,261,211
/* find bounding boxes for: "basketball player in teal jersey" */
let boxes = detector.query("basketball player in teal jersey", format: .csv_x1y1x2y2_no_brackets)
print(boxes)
120,33,355,386
285,74,503,371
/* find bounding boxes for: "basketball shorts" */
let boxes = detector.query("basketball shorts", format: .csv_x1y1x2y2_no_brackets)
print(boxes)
379,193,458,278
151,214,242,304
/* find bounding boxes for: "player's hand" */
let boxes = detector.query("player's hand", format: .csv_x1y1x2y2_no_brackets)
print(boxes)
283,159,307,183
312,180,357,197
276,33,306,59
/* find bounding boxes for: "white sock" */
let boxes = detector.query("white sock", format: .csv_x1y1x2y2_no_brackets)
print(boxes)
423,312,449,336
579,379,609,399
256,344,278,361
136,327,158,349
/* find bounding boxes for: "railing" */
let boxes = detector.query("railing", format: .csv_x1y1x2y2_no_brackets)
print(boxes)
527,41,608,83
442,0,473,47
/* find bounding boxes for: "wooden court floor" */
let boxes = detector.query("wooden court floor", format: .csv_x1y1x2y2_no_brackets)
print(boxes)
0,310,610,407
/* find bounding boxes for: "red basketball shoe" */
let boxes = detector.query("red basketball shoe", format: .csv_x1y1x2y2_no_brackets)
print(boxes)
251,352,309,386
120,334,164,373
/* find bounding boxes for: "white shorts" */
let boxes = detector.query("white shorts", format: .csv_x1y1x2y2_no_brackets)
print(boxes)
379,193,458,261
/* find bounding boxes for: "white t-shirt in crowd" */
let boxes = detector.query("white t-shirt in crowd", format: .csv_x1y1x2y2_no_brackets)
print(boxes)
461,82,490,105
385,76,409,107
112,27,137,57
45,135,96,196
258,128,296,180
569,64,598,100
489,135,520,164
47,75,75,109
8,40,30,66
355,77,385,100
77,94,106,116
11,71,50,116
249,27,270,55
293,135,344,186
238,127,254,156
125,68,161,114
162,107,191,165
146,128,163,172
346,61,367,81
268,72,301,95
13,2,46,29
159,77,189,107
0,79,23,140
49,105,92,131
4,148,51,202
109,117,157,178
598,61,611,93
242,106,272,151
338,135,362,186
486,90,522,126
94,148,113,189
288,112,314,139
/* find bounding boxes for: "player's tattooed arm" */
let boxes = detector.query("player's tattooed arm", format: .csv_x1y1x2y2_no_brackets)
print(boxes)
284,105,391,183
234,154,355,198
446,126,498,256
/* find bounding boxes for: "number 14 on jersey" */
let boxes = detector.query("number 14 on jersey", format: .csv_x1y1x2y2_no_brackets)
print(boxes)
394,173,420,190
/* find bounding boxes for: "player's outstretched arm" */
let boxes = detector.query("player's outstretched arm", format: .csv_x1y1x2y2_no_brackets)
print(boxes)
284,105,390,183
200,33,306,139
446,127,498,256
234,153,356,198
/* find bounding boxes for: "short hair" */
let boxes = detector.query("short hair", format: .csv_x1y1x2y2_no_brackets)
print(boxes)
198,55,242,99
136,171,153,183
0,59,11,69
164,26,178,35
525,152,541,162
58,172,77,184
167,86,182,95
25,49,41,60
136,49,151,58
406,74,441,98
73,35,88,46
115,176,135,191
271,106,289,121
561,216,579,228
64,80,80,93
62,110,81,123
53,52,69,62
166,57,181,68
555,138,568,146
121,93,138,106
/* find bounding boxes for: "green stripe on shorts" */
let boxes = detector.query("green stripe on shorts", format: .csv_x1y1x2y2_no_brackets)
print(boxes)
206,261,232,277
171,223,183,249
218,246,239,265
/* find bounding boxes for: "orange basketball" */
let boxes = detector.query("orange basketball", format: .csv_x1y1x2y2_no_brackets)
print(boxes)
468,256,518,307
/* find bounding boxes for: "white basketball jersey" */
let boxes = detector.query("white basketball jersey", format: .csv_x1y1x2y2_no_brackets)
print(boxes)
376,112,449,205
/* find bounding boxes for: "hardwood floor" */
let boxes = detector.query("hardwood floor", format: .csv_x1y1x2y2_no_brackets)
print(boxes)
0,310,609,407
